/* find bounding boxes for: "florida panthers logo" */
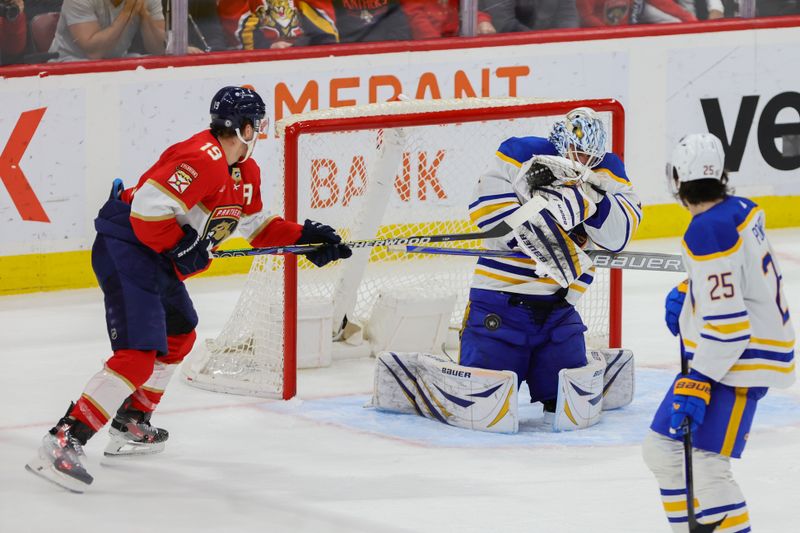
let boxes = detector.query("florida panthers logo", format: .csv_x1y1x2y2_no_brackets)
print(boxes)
203,206,242,246
258,0,301,38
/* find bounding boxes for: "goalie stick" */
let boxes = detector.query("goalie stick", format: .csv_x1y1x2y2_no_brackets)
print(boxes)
390,245,686,273
211,197,548,259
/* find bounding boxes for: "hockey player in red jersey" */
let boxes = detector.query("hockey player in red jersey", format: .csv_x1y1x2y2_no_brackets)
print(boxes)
25,86,351,492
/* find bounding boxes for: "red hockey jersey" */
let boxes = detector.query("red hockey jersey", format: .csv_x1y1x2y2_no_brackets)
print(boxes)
124,130,302,269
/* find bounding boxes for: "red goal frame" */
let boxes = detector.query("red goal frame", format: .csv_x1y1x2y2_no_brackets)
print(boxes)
280,98,625,399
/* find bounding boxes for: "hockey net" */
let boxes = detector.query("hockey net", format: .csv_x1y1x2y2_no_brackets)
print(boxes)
183,97,624,399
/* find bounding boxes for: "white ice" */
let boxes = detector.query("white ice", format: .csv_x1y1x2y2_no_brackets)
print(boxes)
2,232,800,533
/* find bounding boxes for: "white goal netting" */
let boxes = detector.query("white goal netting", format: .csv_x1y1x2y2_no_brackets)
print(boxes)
183,97,623,399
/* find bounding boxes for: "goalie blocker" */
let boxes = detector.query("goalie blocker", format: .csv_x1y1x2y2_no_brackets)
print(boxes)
371,349,634,434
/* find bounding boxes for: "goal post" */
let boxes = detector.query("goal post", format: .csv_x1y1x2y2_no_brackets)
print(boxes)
183,97,625,400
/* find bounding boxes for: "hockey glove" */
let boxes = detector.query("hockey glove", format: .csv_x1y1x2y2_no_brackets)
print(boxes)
524,160,559,191
669,369,712,437
296,219,352,268
664,282,687,336
537,183,598,232
165,225,211,277
512,211,593,288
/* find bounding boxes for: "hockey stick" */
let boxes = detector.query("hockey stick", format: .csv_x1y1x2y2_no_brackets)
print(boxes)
211,197,547,259
680,351,726,533
388,245,686,273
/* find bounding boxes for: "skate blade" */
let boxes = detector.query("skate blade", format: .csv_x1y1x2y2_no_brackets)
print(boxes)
25,457,92,493
104,438,165,457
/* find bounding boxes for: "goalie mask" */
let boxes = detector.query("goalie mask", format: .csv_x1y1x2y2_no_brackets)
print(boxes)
210,86,268,162
549,107,607,169
665,133,725,194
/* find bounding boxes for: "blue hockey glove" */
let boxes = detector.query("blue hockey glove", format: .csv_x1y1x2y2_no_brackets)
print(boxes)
165,225,211,276
296,219,352,268
669,369,711,437
664,282,687,336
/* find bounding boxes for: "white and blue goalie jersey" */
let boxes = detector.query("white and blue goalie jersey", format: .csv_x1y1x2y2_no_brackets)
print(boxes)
679,196,795,388
468,136,642,304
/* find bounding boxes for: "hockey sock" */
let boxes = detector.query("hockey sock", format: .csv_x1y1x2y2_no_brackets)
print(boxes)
127,332,194,413
643,431,751,532
70,349,157,431
128,362,178,413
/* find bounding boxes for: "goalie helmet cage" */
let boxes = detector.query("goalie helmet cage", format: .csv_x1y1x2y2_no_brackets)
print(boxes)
184,97,624,400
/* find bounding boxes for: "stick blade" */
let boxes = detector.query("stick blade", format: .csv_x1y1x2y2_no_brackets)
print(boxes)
690,515,726,533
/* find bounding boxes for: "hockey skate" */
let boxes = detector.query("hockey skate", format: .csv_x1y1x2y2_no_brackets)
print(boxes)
26,418,94,493
105,403,168,457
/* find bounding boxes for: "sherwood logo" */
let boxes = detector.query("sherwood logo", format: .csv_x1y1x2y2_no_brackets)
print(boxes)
350,236,432,248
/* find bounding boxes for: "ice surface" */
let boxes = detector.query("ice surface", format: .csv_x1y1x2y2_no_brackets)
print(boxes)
2,231,799,533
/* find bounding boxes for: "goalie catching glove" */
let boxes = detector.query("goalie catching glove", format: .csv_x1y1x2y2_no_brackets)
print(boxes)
296,219,353,267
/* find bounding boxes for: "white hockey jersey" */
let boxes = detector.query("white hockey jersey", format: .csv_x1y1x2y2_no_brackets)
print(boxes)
468,136,641,303
679,196,795,388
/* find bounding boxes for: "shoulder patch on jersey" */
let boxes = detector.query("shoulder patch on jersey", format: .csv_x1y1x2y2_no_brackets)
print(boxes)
178,162,198,179
168,169,194,194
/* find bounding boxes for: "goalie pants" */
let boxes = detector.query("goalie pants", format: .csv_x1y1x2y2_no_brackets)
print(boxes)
459,288,587,403
68,197,198,433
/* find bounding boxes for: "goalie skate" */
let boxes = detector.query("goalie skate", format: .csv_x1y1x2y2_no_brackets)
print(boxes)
104,409,168,457
25,423,94,493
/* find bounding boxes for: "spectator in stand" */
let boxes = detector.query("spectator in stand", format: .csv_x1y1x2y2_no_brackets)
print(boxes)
678,0,725,18
296,0,411,44
49,0,166,61
479,0,579,32
0,0,26,65
24,0,63,19
577,0,696,25
756,0,800,15
403,0,495,38
218,0,302,49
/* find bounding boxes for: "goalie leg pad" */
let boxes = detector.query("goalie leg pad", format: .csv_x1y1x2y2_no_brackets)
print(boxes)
596,349,635,410
371,352,519,433
552,351,605,432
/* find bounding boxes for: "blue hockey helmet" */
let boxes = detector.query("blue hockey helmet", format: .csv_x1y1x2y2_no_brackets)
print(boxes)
548,107,607,169
210,86,267,135
210,86,267,161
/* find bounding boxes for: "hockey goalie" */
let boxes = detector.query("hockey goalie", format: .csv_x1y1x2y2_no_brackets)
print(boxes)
371,107,638,433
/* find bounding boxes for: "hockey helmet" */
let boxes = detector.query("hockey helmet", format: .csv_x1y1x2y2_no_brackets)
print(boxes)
210,86,267,161
548,107,607,169
666,133,725,193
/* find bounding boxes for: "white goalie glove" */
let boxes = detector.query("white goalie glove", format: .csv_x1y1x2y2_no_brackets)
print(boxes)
507,156,599,288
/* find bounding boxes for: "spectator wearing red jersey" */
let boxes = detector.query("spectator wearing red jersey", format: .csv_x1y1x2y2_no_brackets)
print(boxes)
0,0,26,65
577,0,696,26
403,0,495,38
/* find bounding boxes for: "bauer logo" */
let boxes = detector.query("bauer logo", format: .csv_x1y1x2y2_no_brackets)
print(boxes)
442,367,471,379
